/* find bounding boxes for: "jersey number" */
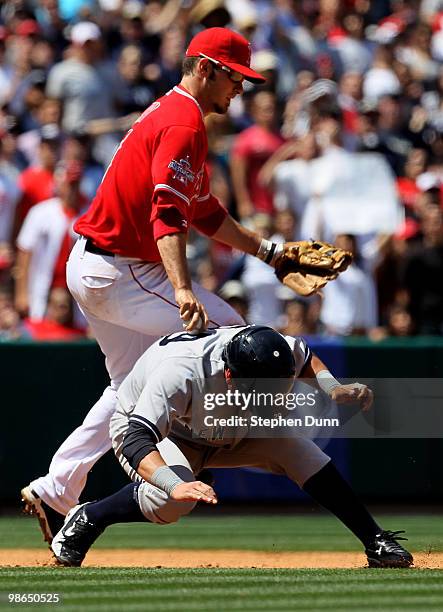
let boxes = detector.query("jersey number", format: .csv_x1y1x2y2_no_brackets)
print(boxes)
159,329,217,346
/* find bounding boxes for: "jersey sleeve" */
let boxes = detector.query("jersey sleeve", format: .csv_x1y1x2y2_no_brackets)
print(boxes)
191,165,228,236
283,334,312,377
129,358,193,442
151,125,204,241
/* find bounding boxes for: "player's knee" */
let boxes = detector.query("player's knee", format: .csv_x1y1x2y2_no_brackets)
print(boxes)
269,438,331,487
154,499,197,525
136,481,197,524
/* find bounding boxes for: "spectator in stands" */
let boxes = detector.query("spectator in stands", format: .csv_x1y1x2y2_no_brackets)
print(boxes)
231,90,285,219
23,287,85,341
14,160,87,321
2,0,443,342
218,280,249,322
403,205,443,334
369,304,415,341
0,155,21,273
362,45,401,102
0,26,13,107
372,94,415,176
60,133,103,203
396,147,428,211
278,299,310,337
15,123,59,230
117,0,155,60
261,132,319,226
241,213,283,327
0,289,23,340
320,234,378,336
115,44,155,115
45,21,119,166
274,209,298,242
151,26,186,97
17,96,62,167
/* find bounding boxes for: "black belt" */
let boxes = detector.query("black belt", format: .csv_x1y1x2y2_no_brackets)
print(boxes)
84,238,115,257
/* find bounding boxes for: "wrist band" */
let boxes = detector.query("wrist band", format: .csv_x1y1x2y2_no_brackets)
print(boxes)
316,370,341,395
256,239,284,266
151,465,185,496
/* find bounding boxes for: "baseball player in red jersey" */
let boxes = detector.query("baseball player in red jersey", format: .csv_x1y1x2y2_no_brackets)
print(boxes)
21,28,294,541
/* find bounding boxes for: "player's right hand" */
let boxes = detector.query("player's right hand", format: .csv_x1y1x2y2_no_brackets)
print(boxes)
171,481,218,504
175,288,209,332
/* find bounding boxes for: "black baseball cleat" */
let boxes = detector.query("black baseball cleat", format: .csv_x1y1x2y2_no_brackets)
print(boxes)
21,486,65,545
365,530,413,568
51,503,104,567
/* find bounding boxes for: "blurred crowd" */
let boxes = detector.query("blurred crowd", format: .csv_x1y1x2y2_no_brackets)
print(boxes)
1,0,443,341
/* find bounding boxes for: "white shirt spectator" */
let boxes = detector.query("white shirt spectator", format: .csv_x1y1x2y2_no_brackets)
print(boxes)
332,37,372,74
16,198,83,319
320,264,377,335
363,67,401,102
241,245,283,327
273,158,313,230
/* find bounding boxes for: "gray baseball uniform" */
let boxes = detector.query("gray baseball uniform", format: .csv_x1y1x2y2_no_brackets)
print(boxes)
110,325,330,524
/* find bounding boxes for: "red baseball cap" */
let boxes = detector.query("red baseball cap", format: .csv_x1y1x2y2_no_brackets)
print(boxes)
16,19,41,37
186,27,265,84
57,160,84,184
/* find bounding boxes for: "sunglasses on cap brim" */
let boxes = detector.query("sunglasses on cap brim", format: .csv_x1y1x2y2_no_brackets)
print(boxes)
199,53,244,83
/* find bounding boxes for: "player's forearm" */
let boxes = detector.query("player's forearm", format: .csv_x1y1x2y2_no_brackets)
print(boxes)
138,450,186,496
211,215,261,255
157,232,192,290
302,353,340,394
137,450,167,482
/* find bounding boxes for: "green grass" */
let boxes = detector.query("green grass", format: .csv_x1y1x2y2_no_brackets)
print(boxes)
1,568,443,612
1,514,442,552
1,514,442,611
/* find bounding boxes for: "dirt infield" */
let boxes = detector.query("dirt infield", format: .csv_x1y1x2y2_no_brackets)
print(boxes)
1,549,443,569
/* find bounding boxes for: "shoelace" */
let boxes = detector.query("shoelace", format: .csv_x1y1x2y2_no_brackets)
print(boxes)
377,530,408,554
380,530,408,542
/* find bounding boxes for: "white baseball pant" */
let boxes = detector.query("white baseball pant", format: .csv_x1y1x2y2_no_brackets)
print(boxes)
31,237,243,515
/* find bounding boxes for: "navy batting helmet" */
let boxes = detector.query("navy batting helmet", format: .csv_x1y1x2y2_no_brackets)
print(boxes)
222,325,296,381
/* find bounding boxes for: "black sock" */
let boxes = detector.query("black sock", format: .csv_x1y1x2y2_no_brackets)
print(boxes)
302,461,381,547
85,483,147,528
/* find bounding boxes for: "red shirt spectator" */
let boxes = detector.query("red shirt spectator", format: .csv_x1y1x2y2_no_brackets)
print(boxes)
17,166,54,223
15,129,60,229
231,91,285,218
24,287,86,340
396,148,427,211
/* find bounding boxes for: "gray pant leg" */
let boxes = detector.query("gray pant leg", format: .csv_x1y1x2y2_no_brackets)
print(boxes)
204,437,330,487
110,411,204,524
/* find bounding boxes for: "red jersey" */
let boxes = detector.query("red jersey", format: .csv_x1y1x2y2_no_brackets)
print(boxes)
75,86,227,260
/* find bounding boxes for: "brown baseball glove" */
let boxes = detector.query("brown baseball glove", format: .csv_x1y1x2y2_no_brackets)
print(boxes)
274,240,353,297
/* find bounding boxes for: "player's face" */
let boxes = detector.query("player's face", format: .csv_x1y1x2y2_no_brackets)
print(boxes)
204,59,244,114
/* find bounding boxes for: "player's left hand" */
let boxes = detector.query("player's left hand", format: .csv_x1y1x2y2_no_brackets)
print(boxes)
330,383,373,411
171,481,218,504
